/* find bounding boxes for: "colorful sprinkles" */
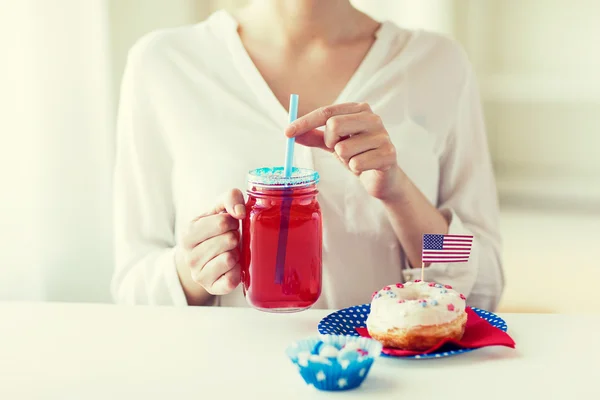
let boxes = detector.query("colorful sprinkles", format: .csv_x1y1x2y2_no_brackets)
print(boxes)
372,281,466,311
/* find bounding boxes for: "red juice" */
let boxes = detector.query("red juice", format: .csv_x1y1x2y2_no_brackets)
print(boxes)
241,167,322,312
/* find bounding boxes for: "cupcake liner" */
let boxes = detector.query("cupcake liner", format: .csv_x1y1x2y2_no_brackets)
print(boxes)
286,335,382,391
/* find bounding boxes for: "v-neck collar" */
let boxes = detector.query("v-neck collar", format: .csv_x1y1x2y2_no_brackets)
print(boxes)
213,10,397,127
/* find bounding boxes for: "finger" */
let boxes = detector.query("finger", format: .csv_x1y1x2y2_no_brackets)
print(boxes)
197,189,246,219
323,112,382,147
196,251,241,295
192,248,239,287
333,131,388,163
292,129,332,152
285,102,372,138
347,144,397,174
187,230,239,269
183,214,239,250
211,265,241,296
293,112,382,151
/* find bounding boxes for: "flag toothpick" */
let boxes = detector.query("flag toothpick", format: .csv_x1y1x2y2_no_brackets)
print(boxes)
421,233,474,282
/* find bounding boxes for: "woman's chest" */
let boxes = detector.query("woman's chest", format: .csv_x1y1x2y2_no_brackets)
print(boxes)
239,39,377,116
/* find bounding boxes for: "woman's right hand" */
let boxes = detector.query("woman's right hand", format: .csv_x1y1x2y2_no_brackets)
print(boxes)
176,189,246,300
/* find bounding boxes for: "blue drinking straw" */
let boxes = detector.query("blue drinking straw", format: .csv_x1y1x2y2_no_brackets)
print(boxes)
284,94,299,177
275,94,299,285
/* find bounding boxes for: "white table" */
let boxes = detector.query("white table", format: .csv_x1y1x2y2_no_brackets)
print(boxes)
1,302,598,399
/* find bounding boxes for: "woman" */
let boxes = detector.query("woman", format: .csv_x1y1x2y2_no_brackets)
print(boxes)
111,0,504,311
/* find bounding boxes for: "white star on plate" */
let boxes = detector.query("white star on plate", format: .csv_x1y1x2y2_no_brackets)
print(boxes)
337,378,348,388
298,356,309,367
359,368,366,377
316,371,326,381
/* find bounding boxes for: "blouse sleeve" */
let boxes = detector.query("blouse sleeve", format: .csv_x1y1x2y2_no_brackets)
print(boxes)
406,64,504,311
111,37,188,306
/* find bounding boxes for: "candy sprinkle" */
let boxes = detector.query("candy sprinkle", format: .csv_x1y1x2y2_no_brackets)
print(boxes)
444,284,453,289
383,286,391,291
357,349,369,356
460,294,466,300
428,282,436,287
396,283,404,288
447,304,455,311
414,279,422,283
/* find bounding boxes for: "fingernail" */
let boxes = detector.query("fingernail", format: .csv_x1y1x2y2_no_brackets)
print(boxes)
285,125,296,137
234,204,245,218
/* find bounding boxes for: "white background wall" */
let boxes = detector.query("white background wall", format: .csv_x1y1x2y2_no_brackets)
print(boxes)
1,0,597,312
0,1,43,300
1,0,114,302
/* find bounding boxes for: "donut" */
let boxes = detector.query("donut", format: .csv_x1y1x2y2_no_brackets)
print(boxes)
365,281,467,351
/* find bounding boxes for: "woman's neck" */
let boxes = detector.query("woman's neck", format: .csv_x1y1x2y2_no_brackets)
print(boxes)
234,0,379,47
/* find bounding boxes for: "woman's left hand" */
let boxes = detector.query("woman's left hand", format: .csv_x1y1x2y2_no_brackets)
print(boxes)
285,102,405,202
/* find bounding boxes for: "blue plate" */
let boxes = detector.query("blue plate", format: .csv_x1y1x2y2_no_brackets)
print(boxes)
317,305,507,359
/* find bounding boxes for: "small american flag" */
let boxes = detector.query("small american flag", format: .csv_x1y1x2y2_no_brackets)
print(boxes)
422,234,473,263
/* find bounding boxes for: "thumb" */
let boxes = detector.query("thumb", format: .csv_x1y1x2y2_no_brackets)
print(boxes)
222,188,246,219
289,129,332,153
199,189,246,219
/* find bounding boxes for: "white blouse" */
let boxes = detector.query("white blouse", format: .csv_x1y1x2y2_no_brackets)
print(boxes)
111,10,504,311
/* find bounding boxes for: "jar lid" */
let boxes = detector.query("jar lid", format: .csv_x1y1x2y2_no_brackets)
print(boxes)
247,166,320,188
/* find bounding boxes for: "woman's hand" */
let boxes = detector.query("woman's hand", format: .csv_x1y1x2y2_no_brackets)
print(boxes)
285,102,405,202
175,189,245,299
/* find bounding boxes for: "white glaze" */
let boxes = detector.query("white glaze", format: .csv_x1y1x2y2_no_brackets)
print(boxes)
366,281,466,331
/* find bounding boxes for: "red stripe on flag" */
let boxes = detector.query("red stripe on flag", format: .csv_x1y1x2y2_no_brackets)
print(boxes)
444,235,474,238
423,252,470,255
423,256,471,259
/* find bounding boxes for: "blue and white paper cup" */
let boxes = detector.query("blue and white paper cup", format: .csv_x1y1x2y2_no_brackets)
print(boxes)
285,335,383,391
